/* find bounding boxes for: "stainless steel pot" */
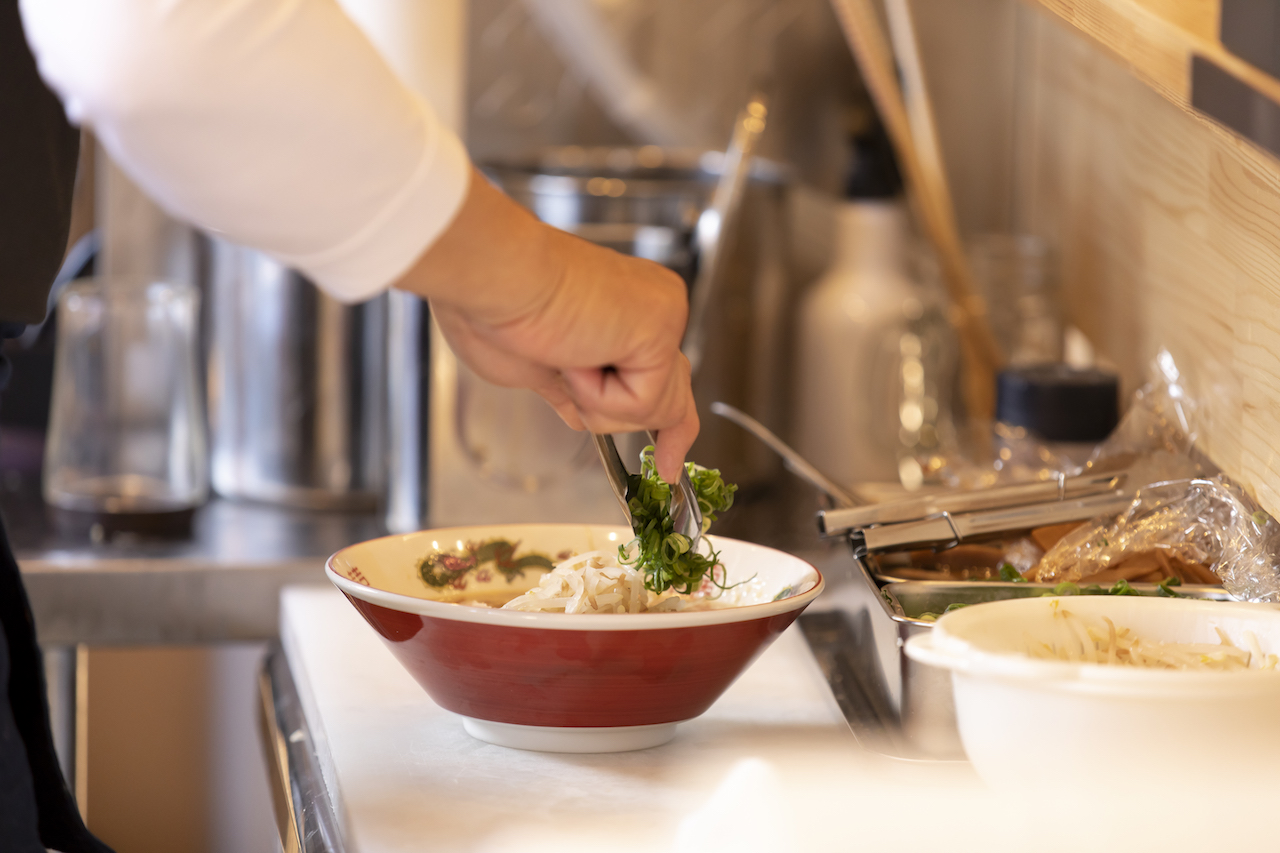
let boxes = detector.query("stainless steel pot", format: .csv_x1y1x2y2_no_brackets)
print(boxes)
484,146,787,274
204,240,386,510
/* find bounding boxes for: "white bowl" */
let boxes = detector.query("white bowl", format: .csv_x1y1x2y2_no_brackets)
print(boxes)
905,596,1280,792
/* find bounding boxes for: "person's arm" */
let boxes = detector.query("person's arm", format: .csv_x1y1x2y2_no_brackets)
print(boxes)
21,0,696,478
20,0,469,301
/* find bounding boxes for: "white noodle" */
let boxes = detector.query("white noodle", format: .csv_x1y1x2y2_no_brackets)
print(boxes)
501,550,718,614
1026,608,1275,671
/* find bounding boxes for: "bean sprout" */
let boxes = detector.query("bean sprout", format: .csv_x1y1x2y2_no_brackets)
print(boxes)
502,550,721,614
1026,605,1280,670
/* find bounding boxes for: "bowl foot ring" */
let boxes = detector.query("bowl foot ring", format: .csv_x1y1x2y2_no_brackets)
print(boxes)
461,718,682,753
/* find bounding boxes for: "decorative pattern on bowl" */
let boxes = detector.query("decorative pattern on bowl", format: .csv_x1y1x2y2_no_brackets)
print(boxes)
415,537,556,592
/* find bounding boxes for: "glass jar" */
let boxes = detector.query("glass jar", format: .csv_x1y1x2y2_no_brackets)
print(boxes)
43,277,208,522
968,235,1062,367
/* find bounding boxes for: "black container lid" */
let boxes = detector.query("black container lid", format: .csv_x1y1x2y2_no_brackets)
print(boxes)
996,364,1120,442
845,124,903,199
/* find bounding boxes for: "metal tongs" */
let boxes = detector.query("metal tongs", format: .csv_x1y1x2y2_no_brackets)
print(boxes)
593,432,703,551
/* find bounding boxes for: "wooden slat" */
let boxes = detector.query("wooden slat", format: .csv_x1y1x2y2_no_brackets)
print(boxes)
1028,0,1280,113
1130,0,1219,41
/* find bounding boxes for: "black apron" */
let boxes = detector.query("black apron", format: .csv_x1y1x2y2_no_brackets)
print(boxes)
2,0,114,849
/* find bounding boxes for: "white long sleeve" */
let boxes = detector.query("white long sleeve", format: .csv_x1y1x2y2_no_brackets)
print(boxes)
20,0,470,302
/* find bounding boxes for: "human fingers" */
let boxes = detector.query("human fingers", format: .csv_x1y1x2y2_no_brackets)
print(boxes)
565,343,696,425
651,393,699,484
560,354,692,435
560,361,697,481
532,386,586,432
433,304,585,429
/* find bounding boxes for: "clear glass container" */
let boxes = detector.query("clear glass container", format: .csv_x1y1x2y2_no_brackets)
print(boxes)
43,277,208,516
968,235,1062,366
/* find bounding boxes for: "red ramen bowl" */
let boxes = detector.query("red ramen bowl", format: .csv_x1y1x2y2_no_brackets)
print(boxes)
327,523,823,752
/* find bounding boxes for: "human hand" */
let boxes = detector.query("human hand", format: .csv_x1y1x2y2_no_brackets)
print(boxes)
395,168,699,483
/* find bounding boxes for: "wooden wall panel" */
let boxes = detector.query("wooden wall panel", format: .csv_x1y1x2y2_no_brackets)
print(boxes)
1031,0,1191,102
912,0,1020,236
1130,0,1218,40
1013,6,1280,511
1028,0,1280,115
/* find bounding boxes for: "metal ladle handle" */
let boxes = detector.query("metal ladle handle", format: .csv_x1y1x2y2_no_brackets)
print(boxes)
710,402,861,508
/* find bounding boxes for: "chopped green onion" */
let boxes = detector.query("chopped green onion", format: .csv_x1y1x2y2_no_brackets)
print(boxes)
618,446,738,594
999,563,1028,583
915,602,969,623
1109,579,1139,596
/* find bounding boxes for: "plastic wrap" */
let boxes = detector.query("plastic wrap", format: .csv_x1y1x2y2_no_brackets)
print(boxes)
1034,477,1280,602
1085,348,1206,485
1030,350,1280,598
1002,537,1044,575
923,349,1204,489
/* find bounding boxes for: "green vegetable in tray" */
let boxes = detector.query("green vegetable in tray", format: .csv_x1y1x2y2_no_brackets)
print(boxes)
999,562,1028,583
1107,578,1140,596
619,446,738,595
1048,579,1150,597
916,602,970,622
913,576,1187,621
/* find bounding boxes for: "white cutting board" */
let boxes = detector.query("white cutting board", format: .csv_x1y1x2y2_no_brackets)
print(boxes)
280,587,1029,853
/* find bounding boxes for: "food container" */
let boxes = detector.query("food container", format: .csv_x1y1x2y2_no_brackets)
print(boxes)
326,523,823,753
44,276,208,536
905,596,1280,792
810,580,1231,759
807,471,1230,759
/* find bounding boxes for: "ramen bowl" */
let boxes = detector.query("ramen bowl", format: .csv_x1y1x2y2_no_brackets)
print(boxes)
326,523,823,753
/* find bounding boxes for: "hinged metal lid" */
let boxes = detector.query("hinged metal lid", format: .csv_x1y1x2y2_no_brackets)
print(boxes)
818,471,1132,555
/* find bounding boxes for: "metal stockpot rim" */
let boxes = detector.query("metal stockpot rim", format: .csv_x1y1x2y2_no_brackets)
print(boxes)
481,145,790,186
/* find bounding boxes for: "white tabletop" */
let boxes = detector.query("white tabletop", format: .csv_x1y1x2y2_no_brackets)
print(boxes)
279,587,1247,853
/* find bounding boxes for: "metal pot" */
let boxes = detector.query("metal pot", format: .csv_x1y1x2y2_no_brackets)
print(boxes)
204,239,386,510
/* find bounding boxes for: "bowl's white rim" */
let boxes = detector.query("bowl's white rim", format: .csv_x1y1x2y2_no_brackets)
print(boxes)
326,527,824,631
905,596,1280,695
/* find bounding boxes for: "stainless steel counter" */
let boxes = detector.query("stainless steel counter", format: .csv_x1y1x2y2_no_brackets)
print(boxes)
6,476,385,645
2,471,386,815
260,640,345,853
